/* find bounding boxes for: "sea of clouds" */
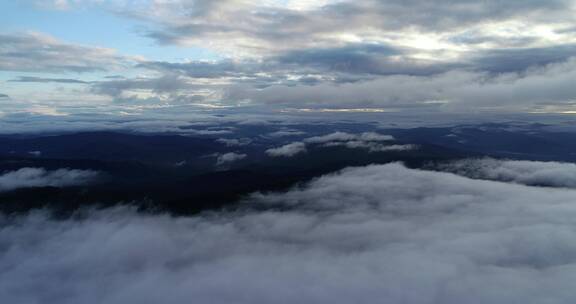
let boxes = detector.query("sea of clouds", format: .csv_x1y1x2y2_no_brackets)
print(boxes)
3,162,576,303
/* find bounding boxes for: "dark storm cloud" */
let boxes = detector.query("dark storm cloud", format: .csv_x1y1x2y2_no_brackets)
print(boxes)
9,76,89,84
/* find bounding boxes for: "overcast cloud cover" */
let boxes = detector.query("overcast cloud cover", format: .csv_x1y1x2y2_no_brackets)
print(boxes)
1,0,576,115
4,163,576,303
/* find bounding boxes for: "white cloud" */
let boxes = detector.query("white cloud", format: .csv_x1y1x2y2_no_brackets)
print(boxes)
266,132,411,156
357,132,395,142
322,141,416,152
265,142,307,157
188,129,234,135
216,138,253,146
304,131,361,143
301,131,411,153
305,131,394,143
266,130,307,138
5,164,576,303
216,152,247,166
438,158,576,188
0,168,100,192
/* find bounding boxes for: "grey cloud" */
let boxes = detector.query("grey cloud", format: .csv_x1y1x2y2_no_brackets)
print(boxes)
104,75,127,79
228,57,576,111
114,0,576,110
348,0,571,30
9,76,89,84
0,167,100,192
556,25,576,34
274,43,456,76
449,32,539,47
0,32,132,73
0,93,9,99
130,0,576,112
143,0,573,53
5,1,576,112
437,158,576,188
95,50,576,110
137,43,455,88
11,0,575,114
471,45,576,73
138,58,318,89
448,58,576,108
138,60,251,79
6,163,576,303
226,75,444,108
91,75,194,97
0,111,215,135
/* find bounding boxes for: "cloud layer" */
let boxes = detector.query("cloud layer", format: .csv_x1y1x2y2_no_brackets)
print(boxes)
4,163,576,303
438,158,576,188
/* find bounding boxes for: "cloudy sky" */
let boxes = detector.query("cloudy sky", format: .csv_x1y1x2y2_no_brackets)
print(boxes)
5,4,576,301
1,0,576,116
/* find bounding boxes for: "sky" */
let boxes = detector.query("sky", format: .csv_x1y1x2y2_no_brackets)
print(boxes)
5,3,576,302
1,0,576,116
